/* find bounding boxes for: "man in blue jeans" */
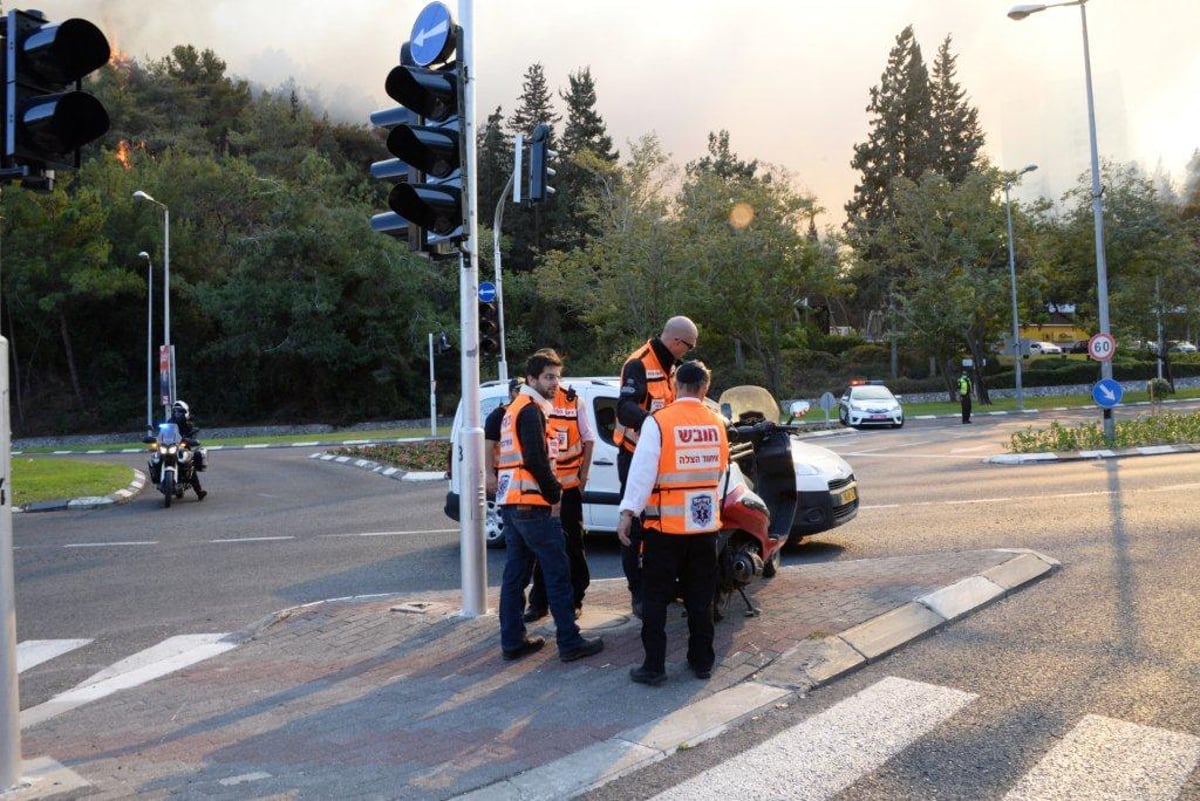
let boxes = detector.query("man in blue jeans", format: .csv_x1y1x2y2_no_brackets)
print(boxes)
495,350,604,663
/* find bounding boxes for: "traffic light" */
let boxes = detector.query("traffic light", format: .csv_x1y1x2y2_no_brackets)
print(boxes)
478,301,499,354
369,12,466,258
1,9,112,180
528,123,556,204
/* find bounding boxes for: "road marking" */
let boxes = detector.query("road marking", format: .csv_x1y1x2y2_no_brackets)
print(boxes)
319,528,459,538
1003,714,1200,801
950,444,993,453
649,677,976,801
861,489,1117,512
208,536,295,543
16,639,93,673
21,633,238,729
64,540,159,548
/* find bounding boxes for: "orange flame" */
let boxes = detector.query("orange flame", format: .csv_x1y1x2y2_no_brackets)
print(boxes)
115,140,132,169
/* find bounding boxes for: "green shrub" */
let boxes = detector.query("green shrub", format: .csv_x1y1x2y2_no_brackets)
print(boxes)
1147,377,1173,401
1008,410,1200,453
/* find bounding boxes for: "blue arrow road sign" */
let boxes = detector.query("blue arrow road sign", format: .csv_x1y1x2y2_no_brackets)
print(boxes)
1092,378,1123,409
410,2,454,67
478,281,497,303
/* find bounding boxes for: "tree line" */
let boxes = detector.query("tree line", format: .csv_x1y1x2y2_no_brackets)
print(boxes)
1,29,1197,435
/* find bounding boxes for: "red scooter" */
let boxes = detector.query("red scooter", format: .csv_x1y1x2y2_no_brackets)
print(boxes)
714,386,800,618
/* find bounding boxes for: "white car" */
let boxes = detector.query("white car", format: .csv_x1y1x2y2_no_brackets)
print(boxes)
1028,341,1063,355
838,384,904,428
1168,341,1197,354
444,378,859,547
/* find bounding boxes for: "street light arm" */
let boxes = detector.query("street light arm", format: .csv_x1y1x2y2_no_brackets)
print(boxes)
1008,0,1084,20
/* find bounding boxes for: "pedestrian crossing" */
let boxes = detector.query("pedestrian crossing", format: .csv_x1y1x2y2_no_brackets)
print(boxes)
16,634,238,729
649,676,1200,801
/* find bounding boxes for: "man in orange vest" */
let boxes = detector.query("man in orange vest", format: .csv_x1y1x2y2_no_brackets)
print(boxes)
525,360,594,622
615,315,699,618
617,360,728,686
496,350,604,663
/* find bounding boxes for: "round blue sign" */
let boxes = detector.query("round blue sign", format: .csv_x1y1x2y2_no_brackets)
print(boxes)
410,2,455,68
1092,378,1123,409
478,281,497,303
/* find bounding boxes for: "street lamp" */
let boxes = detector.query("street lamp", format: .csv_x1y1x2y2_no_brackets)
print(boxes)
1009,0,1115,441
1004,164,1038,412
133,190,172,416
138,251,154,431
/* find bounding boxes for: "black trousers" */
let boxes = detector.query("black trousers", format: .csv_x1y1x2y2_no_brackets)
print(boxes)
960,394,972,422
617,447,644,602
528,486,590,609
640,531,717,674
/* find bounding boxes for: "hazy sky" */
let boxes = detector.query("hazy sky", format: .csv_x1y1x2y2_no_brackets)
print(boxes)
46,0,1200,227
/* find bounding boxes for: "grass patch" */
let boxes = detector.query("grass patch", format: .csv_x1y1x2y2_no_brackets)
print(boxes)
1008,409,1200,453
12,457,133,506
330,440,449,471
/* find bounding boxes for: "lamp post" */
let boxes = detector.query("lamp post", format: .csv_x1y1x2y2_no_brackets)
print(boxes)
1009,0,1115,441
138,251,154,431
491,133,523,383
133,190,172,417
1004,164,1038,412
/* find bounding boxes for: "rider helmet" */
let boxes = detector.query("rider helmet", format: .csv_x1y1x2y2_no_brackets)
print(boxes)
172,400,190,419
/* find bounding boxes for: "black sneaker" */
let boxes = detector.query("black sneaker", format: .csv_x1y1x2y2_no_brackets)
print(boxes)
522,606,548,623
502,637,545,661
630,666,668,686
688,661,713,680
559,637,603,662
196,490,208,501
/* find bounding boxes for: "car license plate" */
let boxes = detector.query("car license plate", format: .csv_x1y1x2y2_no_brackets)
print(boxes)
870,415,888,421
836,486,857,505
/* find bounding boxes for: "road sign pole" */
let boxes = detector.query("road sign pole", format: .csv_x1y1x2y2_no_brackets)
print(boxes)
1,339,21,792
456,0,487,618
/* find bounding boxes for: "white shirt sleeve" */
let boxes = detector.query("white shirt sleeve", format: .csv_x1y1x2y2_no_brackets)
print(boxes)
575,395,596,443
618,416,660,516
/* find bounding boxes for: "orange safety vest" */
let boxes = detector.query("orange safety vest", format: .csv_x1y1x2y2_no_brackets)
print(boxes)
643,400,729,535
613,340,675,454
548,386,585,490
496,394,557,507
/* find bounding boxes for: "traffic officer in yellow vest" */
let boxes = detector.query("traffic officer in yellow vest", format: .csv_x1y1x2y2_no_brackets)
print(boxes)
615,315,699,618
617,360,728,686
496,350,604,663
525,356,594,621
958,369,973,424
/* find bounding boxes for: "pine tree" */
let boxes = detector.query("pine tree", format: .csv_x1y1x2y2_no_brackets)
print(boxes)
476,106,512,227
505,64,562,271
508,63,559,140
930,36,986,184
560,67,616,162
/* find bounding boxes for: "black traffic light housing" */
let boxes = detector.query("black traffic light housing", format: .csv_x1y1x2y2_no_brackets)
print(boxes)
478,301,499,354
2,9,111,181
369,30,466,259
528,123,556,204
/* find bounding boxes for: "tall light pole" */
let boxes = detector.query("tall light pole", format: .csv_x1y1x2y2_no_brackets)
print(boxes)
1009,0,1115,441
1004,164,1038,412
491,133,523,383
133,190,172,417
138,251,154,431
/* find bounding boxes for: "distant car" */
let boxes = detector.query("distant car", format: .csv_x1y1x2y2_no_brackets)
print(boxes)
838,384,904,428
1028,341,1063,355
1169,341,1197,354
1067,340,1090,354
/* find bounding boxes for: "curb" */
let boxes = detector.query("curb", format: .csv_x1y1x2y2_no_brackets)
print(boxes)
987,442,1200,465
453,548,1061,801
308,451,447,482
14,468,147,514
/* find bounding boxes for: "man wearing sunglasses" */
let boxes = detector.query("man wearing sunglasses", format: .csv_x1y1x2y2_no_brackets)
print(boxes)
613,315,699,618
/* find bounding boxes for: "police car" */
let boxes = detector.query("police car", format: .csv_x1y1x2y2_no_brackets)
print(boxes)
444,378,859,548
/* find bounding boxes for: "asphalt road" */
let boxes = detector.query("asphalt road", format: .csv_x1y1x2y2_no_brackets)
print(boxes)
585,411,1200,800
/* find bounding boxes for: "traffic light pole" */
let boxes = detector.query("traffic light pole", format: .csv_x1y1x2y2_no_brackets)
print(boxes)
491,136,520,384
1,340,20,792
456,0,487,618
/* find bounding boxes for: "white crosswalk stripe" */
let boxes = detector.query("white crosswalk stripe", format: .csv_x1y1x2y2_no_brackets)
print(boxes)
650,676,978,801
651,677,1200,801
15,639,93,673
19,633,238,729
1003,714,1200,801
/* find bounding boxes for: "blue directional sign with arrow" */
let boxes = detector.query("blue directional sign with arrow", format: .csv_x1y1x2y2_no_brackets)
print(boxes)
409,2,455,67
478,281,497,303
1092,378,1123,409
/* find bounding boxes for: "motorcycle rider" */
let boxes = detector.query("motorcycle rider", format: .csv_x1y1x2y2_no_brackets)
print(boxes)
617,360,728,686
169,400,207,500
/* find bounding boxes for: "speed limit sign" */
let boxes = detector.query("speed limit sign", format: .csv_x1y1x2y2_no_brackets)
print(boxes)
1088,332,1116,361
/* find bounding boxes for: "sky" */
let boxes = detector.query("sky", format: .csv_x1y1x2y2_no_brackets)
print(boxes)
44,0,1200,228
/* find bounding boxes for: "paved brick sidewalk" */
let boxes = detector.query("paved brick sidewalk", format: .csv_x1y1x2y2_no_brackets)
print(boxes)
14,549,1056,800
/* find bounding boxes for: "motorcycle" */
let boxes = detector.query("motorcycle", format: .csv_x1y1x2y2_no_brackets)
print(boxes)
712,386,801,619
145,422,199,508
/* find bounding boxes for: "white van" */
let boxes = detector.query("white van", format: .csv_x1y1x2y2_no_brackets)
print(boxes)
443,378,859,548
